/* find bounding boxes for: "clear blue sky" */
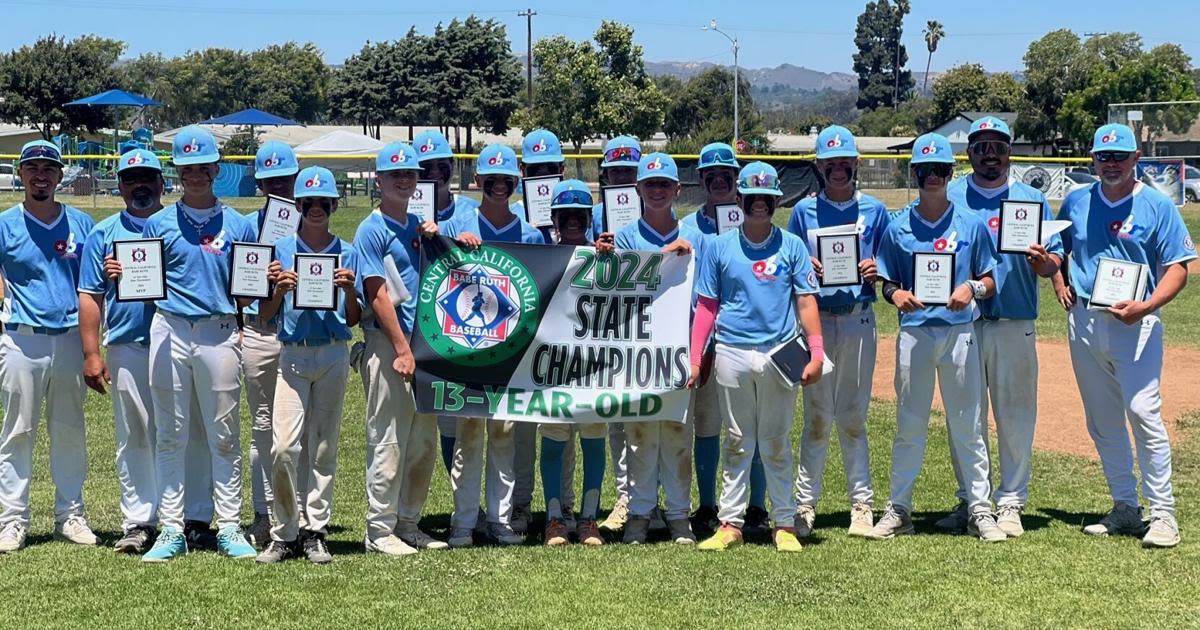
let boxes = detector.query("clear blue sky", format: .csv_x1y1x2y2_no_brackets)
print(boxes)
3,0,1199,73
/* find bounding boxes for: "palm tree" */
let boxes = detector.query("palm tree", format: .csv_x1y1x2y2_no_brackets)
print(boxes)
922,20,945,94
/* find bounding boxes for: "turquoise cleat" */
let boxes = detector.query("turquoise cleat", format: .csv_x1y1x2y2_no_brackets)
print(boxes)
141,526,187,563
217,526,257,559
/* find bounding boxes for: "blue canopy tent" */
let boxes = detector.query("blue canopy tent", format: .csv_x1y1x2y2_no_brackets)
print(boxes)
64,89,162,153
201,109,305,195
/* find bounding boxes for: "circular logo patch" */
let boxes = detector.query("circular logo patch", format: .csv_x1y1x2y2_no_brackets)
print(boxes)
417,246,539,366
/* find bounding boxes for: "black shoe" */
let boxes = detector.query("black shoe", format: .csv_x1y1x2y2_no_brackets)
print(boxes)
743,506,770,536
690,505,720,538
184,520,218,551
256,539,294,564
114,525,156,554
302,531,332,564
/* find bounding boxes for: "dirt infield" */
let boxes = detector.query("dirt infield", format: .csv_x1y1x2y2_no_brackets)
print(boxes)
871,335,1200,459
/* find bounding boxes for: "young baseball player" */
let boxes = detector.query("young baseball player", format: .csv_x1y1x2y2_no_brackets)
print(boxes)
0,140,96,554
786,126,890,538
940,117,1062,537
242,139,300,546
607,152,697,545
1057,124,1194,548
429,144,545,547
356,142,446,555
540,179,608,546
78,149,165,554
255,167,361,564
138,126,258,561
867,133,1007,543
691,162,823,553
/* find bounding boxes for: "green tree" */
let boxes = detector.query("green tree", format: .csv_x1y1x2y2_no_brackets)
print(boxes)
930,64,1023,123
852,0,914,111
0,35,125,139
662,67,766,151
247,42,331,123
922,20,944,93
328,42,393,138
431,17,523,150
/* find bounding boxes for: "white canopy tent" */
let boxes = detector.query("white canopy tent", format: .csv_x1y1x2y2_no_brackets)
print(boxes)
293,130,385,172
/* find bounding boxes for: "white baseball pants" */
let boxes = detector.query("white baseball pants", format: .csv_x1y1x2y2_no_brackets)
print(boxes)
108,342,158,529
0,328,87,528
1068,304,1174,515
626,417,693,521
242,318,280,516
609,422,629,500
450,417,515,529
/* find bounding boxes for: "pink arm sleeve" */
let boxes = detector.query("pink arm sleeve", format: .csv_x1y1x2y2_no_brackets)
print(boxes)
690,295,719,365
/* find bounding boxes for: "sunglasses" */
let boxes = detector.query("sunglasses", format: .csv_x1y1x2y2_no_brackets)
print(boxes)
1094,151,1133,163
604,146,641,164
968,141,1010,156
915,163,954,178
552,189,593,208
699,147,736,165
119,171,158,185
421,161,452,175
300,199,333,212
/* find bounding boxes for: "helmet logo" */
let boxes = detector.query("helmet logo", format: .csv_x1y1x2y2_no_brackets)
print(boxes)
182,137,200,154
305,172,322,188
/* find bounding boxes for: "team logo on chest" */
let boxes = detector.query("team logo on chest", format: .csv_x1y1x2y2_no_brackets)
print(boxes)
54,232,80,258
933,230,968,252
751,254,787,281
201,229,227,254
1109,213,1139,240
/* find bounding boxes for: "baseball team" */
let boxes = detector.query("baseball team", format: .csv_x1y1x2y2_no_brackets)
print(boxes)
0,116,1190,564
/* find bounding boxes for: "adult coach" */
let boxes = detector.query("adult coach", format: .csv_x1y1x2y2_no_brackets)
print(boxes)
787,126,890,538
78,149,165,554
139,126,257,561
243,139,300,546
940,116,1062,537
1057,123,1193,548
0,140,96,553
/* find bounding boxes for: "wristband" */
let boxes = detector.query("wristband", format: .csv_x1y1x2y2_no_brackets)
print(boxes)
807,334,825,364
882,281,900,304
968,279,987,300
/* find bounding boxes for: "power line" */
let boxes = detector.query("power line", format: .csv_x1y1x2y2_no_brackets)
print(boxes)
34,0,519,17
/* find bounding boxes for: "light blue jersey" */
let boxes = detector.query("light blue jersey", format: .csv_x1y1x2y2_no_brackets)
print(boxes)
273,235,360,344
354,210,422,335
877,203,999,328
947,177,1063,320
143,202,255,318
438,194,479,224
695,227,819,347
443,207,546,245
1057,183,1196,303
78,211,156,345
787,191,891,308
0,204,94,329
614,214,706,258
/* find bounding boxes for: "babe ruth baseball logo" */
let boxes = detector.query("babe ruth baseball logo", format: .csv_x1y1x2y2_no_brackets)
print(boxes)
1111,266,1124,278
1186,235,1195,251
54,232,79,258
417,246,540,367
751,255,787,281
927,259,941,272
309,262,323,275
727,207,742,222
246,251,260,265
412,188,423,200
277,207,291,220
1015,208,1028,221
536,183,551,196
832,241,846,254
305,172,322,188
826,134,843,148
617,192,630,205
182,137,201,154
131,248,147,263
420,138,435,154
263,152,281,168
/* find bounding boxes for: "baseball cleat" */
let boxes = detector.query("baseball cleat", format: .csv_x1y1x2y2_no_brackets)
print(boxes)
967,511,1008,543
396,526,449,550
1141,512,1180,549
848,503,874,538
667,518,696,545
302,532,334,564
217,526,257,558
488,523,525,546
114,526,156,554
544,518,570,546
576,519,604,546
247,512,271,548
54,515,99,545
0,522,28,553
141,526,187,562
447,527,476,548
184,520,219,551
1083,502,1146,537
623,516,650,544
365,534,419,556
794,505,816,538
934,501,969,533
697,524,743,551
256,539,294,564
600,496,630,531
743,505,770,536
562,509,578,534
690,505,720,538
865,504,914,540
774,528,804,553
996,504,1025,538
511,505,532,535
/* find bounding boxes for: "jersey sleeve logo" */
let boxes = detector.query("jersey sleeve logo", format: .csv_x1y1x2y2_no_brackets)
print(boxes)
1185,235,1195,251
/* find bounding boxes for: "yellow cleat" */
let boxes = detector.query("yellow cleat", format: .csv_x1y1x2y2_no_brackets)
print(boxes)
774,528,804,553
697,524,743,551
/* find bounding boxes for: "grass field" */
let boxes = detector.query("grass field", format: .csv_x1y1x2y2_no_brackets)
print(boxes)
0,192,1197,628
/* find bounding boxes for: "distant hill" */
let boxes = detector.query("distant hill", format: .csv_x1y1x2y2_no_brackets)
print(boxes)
645,61,858,92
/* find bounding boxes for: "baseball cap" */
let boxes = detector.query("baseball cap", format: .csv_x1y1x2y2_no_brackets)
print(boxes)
294,166,339,199
550,179,593,210
254,140,298,179
968,116,1012,142
910,133,955,164
18,140,64,166
521,129,564,164
413,129,453,162
377,142,421,172
737,162,783,197
697,143,739,170
601,136,642,168
637,152,679,182
172,126,220,165
815,125,859,159
1092,123,1138,153
117,149,162,174
476,144,520,177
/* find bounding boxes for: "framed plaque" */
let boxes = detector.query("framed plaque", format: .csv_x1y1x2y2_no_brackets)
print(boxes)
601,185,642,233
1089,257,1149,309
817,233,861,287
258,195,300,245
912,251,955,306
714,203,744,235
112,238,166,302
521,175,562,228
409,180,437,223
229,242,274,300
997,200,1044,254
293,253,339,311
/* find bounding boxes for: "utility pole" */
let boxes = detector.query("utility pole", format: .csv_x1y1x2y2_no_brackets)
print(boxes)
519,8,537,107
704,20,739,145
